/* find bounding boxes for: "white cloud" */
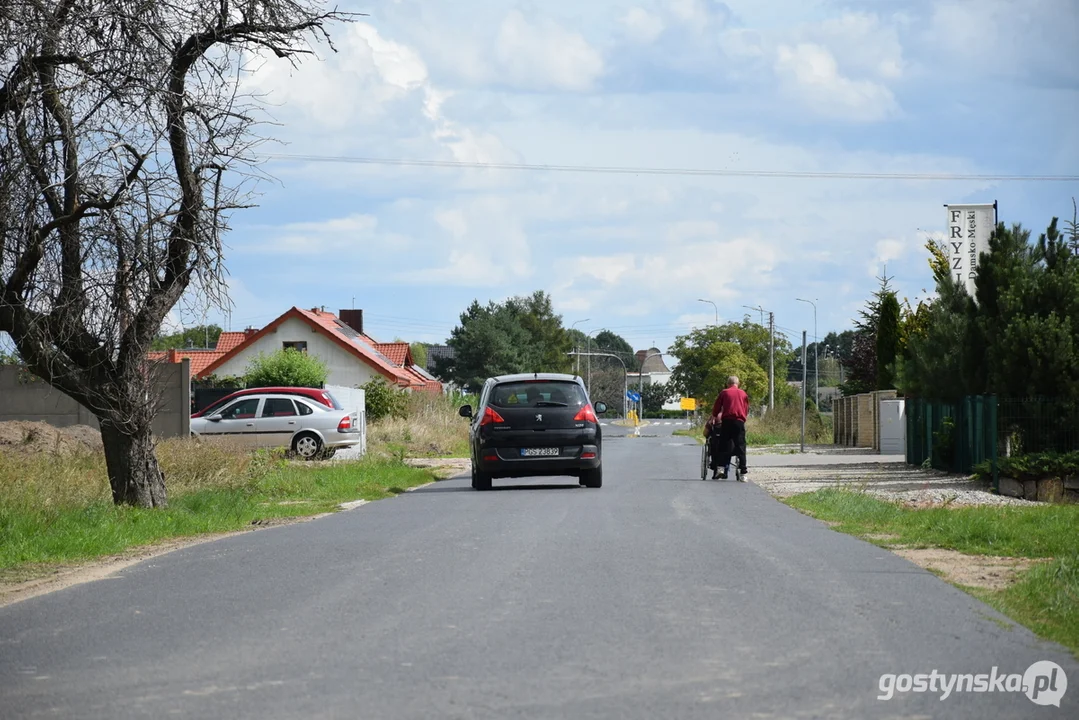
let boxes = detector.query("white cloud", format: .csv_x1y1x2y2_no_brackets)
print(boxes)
494,11,605,92
775,43,899,122
870,238,908,277
621,7,665,44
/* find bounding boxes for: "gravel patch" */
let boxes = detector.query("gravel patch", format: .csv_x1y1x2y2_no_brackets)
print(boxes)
752,459,1038,507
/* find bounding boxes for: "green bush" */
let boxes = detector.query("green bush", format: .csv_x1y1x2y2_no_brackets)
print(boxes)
974,451,1079,482
244,349,328,388
362,377,409,422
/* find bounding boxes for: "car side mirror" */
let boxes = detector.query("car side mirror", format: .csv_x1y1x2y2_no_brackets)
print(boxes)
594,402,608,414
459,405,473,419
208,415,222,422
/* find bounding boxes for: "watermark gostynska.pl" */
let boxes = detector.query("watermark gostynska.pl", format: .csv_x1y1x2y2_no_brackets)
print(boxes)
878,661,1067,707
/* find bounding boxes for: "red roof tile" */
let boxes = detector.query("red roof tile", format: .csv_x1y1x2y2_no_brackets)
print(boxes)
147,350,227,377
214,331,246,353
375,342,410,367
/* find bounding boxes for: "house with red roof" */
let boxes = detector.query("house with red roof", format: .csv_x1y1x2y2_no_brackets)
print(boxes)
191,307,442,393
147,330,250,377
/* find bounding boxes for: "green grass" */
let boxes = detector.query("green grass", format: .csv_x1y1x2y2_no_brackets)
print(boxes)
976,556,1079,655
786,489,1079,655
0,452,434,574
673,428,704,443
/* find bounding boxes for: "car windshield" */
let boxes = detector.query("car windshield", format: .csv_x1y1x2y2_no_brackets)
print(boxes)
489,381,586,408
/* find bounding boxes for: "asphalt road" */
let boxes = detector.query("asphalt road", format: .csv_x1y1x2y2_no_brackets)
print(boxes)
2,427,1076,719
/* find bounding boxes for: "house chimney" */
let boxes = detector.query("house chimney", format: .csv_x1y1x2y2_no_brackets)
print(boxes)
168,348,180,364
244,326,258,339
339,309,364,335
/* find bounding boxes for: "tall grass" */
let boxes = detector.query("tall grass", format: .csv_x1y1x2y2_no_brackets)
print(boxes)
0,438,434,573
367,391,471,459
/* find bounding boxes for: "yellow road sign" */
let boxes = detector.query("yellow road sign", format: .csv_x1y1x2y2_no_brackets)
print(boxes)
680,397,696,411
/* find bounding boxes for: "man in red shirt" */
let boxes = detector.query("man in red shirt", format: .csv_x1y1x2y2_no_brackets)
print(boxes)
709,375,749,480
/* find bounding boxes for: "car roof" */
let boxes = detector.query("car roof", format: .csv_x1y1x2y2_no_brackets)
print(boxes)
225,387,329,398
490,373,583,384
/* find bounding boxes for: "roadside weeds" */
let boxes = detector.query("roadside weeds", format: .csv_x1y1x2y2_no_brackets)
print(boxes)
0,445,442,606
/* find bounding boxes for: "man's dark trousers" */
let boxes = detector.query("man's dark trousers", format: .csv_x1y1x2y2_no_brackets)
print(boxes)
715,418,747,472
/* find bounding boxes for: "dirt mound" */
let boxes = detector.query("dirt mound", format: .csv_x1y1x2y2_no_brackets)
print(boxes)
0,421,103,455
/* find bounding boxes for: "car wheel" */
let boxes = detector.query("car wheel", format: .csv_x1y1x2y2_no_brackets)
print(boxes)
580,466,602,489
292,432,323,460
471,465,492,491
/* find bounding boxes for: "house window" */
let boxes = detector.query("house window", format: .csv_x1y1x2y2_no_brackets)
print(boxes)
283,341,308,353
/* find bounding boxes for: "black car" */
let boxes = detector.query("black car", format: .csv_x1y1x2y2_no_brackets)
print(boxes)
459,373,608,490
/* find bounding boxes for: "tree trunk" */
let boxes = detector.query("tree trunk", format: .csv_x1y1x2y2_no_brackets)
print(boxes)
100,421,168,508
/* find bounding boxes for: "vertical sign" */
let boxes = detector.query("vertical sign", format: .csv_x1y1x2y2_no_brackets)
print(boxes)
945,202,996,298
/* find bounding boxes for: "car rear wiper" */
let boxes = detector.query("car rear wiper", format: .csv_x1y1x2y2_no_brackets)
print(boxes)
534,401,568,407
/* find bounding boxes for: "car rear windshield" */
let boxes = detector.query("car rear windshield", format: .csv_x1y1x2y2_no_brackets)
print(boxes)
323,391,344,410
489,381,587,408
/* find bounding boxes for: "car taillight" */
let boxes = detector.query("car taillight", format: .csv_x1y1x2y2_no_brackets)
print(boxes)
573,404,598,423
338,416,352,431
479,407,506,426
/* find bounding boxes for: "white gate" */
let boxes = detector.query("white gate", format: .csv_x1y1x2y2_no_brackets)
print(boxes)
879,399,905,455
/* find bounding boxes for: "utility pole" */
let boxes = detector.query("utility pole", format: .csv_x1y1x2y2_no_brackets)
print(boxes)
796,298,818,409
768,312,775,411
570,319,590,377
745,304,775,412
800,330,807,453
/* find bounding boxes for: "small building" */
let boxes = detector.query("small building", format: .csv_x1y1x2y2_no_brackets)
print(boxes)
195,307,442,392
628,348,681,411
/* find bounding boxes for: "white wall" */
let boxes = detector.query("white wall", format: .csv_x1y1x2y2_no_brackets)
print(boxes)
211,317,385,388
326,385,367,455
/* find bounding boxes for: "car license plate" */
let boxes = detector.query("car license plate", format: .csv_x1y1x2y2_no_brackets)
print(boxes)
521,447,559,457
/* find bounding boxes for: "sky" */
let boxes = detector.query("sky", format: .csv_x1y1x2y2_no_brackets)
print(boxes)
168,0,1079,357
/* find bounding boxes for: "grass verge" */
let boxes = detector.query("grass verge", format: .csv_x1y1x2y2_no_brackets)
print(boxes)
673,404,833,447
0,439,435,576
786,488,1079,655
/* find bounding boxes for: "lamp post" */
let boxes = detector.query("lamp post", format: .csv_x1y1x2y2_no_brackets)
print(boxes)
638,351,665,421
570,318,590,376
697,299,718,326
570,351,628,420
796,298,818,408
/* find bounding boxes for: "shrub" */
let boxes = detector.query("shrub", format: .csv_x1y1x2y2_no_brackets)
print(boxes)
244,349,328,388
362,377,409,422
974,451,1079,482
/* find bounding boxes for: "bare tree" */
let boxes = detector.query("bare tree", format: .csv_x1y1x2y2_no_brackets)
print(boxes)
0,1,353,507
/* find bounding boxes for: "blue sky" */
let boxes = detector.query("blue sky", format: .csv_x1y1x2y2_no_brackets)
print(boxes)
171,0,1078,355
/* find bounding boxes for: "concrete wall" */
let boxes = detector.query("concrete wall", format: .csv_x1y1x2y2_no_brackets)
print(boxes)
209,317,384,388
0,360,191,438
833,390,897,450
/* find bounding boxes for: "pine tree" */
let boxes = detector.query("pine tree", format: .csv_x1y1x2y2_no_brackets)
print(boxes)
876,292,901,389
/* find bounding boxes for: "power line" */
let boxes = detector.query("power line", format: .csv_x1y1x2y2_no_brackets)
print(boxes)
261,153,1079,183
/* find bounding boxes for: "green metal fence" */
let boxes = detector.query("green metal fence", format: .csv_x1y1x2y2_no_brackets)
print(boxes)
906,396,1079,491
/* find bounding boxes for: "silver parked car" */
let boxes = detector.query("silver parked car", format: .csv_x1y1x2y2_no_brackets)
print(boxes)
190,391,360,459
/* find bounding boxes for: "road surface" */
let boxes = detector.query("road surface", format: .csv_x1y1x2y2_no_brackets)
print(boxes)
2,425,1075,718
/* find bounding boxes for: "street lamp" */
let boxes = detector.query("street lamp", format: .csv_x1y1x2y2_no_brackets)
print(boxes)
796,298,818,408
697,299,718,326
570,351,628,420
638,351,665,421
570,318,590,375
